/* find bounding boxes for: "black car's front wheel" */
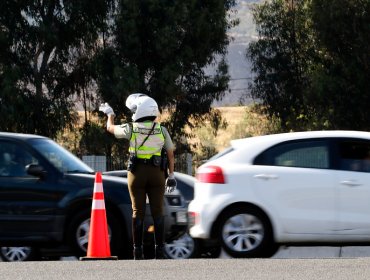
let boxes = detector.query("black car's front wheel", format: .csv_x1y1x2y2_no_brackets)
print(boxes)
67,209,129,259
217,207,278,258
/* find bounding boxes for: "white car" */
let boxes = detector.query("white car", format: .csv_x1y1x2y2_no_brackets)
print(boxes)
188,130,370,258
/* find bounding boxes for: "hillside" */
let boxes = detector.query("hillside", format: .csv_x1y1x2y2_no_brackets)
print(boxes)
213,0,261,106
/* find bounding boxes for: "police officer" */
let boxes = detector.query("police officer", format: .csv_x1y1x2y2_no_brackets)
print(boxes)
99,94,177,259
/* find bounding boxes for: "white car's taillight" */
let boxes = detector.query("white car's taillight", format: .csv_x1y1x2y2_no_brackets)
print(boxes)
188,211,198,226
196,165,226,184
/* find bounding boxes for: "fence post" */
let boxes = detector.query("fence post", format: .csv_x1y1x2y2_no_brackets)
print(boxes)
186,153,192,175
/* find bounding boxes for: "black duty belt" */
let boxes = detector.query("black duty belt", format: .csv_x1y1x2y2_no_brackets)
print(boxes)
135,155,162,167
136,158,153,164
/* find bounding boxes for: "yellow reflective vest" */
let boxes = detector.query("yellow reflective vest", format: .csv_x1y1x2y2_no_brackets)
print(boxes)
129,122,165,159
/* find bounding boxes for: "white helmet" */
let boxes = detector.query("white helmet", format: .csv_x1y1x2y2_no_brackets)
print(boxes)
125,93,159,121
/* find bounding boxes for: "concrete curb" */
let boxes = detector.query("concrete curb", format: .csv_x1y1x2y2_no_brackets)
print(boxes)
220,246,370,259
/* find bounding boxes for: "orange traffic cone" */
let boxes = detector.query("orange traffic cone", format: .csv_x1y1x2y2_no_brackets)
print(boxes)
80,172,117,260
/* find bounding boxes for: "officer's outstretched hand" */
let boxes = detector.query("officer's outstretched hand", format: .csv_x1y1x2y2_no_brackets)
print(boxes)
99,103,115,116
165,173,177,193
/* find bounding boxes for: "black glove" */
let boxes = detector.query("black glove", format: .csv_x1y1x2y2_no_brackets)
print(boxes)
165,173,177,193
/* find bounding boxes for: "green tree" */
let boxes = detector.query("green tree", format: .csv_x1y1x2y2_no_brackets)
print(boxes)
96,0,238,145
246,0,316,131
0,0,112,137
247,0,370,132
309,0,370,130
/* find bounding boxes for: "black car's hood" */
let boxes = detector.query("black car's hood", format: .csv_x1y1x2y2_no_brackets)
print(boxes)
64,173,130,204
65,173,129,186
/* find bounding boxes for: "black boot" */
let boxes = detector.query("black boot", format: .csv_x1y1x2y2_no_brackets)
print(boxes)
134,246,143,260
155,245,165,259
132,217,144,260
153,216,166,259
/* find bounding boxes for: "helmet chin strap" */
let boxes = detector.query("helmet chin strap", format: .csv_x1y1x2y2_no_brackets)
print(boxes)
135,116,156,122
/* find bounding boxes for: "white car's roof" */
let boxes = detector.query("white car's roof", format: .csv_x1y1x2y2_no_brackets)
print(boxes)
208,130,370,166
230,130,370,149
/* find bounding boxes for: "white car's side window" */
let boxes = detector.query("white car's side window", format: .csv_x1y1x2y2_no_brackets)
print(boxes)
338,140,370,172
275,145,329,168
255,140,330,169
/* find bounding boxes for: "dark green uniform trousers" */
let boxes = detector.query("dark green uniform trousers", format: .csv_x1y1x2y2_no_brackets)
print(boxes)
128,163,166,259
127,163,165,220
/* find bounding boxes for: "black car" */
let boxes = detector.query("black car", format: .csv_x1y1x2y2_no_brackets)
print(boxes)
0,132,187,261
103,170,221,259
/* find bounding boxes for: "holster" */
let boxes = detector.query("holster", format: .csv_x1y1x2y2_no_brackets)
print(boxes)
127,154,137,173
160,148,169,178
152,155,161,167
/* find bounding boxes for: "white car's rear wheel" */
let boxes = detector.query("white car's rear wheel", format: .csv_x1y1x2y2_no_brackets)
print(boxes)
218,207,278,258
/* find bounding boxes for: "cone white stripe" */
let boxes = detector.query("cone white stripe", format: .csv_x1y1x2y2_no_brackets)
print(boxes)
92,199,105,210
94,182,103,193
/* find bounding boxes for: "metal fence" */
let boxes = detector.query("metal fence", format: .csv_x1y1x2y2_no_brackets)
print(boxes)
82,155,108,172
82,153,193,175
174,153,193,175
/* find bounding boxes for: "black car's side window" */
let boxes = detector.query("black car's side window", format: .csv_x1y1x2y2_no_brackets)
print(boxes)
254,140,329,169
338,141,370,172
0,142,38,177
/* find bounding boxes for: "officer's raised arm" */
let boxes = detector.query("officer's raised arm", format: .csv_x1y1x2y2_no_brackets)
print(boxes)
99,103,115,134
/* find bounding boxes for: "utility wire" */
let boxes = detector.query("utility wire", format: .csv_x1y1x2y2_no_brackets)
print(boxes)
228,88,249,91
229,77,253,81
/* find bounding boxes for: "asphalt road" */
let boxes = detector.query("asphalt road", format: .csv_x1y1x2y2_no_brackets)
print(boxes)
2,258,370,280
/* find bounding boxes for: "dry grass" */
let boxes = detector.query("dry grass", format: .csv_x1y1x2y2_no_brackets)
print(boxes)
56,105,278,174
182,105,279,171
195,106,276,152
217,106,247,125
215,106,250,151
63,105,276,156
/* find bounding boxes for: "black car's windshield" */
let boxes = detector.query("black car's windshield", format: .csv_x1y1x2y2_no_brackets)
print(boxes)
28,138,94,174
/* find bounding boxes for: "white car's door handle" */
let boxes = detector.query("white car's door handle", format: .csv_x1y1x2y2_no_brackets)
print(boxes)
254,174,279,180
340,180,362,187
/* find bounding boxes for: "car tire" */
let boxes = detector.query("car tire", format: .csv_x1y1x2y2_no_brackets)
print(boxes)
197,242,222,259
164,232,197,259
67,209,130,259
217,206,278,258
0,247,40,262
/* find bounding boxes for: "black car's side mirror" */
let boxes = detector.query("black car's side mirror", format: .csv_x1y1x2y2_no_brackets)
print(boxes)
26,164,47,179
